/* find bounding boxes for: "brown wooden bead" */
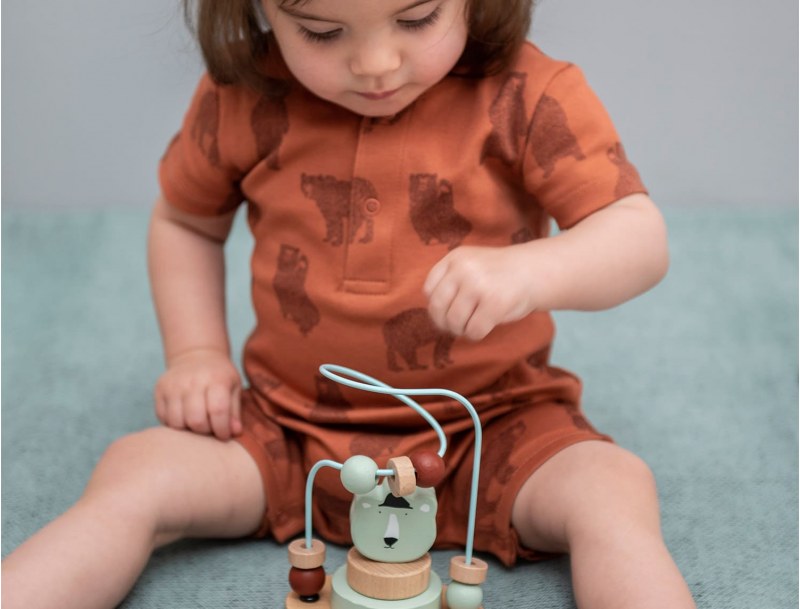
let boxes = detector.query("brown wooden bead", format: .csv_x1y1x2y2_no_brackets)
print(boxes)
288,538,326,569
289,566,326,600
449,556,488,585
386,456,416,496
409,449,446,487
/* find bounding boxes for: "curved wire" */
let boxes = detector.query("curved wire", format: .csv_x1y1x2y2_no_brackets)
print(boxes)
302,364,482,564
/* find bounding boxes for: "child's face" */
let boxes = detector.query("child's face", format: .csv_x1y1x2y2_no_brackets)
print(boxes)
264,0,469,117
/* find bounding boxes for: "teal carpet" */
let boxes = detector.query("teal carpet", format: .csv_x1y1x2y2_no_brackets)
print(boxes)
3,206,797,608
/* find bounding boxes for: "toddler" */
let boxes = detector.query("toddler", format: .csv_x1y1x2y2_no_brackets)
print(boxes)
2,1,696,608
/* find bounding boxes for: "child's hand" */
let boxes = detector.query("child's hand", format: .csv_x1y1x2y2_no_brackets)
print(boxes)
154,349,243,440
423,245,539,341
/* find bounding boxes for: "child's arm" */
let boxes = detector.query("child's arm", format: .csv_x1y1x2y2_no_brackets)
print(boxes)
147,195,242,440
424,193,668,341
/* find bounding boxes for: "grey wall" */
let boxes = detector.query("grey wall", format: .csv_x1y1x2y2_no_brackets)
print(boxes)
3,0,797,209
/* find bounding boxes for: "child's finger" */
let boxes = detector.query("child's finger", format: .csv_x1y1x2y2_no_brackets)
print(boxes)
184,390,212,435
427,274,461,330
207,384,232,440
154,389,168,425
165,394,186,430
230,385,243,437
443,288,480,337
423,257,449,297
462,301,496,342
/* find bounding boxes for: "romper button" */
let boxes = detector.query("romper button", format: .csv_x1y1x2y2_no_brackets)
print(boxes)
363,198,381,215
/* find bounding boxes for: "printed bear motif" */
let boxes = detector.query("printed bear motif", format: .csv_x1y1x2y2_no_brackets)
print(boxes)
408,174,472,250
190,90,221,167
383,308,455,372
481,72,528,167
565,404,593,431
529,95,585,178
473,418,527,539
273,244,320,336
251,92,290,170
607,142,644,199
300,174,376,246
472,418,527,538
309,373,354,423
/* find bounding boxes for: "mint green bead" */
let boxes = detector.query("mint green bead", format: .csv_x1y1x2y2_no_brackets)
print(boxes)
340,455,378,495
446,582,483,609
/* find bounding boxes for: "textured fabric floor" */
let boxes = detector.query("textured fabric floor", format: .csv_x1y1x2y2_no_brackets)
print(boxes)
2,206,797,608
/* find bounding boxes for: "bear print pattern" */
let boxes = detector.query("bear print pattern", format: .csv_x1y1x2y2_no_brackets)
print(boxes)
529,95,585,178
309,373,354,423
408,174,472,250
190,90,221,167
301,174,376,246
481,72,528,167
607,142,644,199
251,92,289,170
383,308,455,372
473,418,527,539
273,244,320,336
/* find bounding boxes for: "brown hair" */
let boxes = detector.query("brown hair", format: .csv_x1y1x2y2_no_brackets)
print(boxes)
182,0,534,95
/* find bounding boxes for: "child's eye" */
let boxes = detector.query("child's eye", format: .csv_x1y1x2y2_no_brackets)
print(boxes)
397,6,442,32
298,25,342,44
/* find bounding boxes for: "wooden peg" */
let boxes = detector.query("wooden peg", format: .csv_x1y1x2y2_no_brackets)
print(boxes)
288,538,326,569
449,556,488,585
386,456,416,497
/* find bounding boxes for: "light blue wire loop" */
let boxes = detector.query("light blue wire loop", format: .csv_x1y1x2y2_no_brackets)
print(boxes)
304,364,483,564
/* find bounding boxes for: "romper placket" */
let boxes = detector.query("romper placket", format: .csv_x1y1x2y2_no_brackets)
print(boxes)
341,113,411,295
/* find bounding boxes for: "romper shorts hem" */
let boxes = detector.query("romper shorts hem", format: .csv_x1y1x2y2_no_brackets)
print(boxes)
490,430,613,566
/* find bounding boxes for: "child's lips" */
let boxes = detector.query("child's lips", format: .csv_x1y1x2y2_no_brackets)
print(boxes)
357,88,400,100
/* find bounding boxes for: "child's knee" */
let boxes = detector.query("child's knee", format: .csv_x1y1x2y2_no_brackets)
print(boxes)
564,445,661,543
83,429,181,523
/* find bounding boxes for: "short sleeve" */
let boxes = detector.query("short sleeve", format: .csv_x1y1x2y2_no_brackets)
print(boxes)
521,65,647,229
158,73,245,216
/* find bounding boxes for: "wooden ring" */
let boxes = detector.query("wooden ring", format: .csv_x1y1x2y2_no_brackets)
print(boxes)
288,538,326,569
449,555,488,585
386,456,416,497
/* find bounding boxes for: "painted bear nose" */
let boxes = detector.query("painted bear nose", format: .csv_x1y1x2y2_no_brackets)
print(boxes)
384,537,398,548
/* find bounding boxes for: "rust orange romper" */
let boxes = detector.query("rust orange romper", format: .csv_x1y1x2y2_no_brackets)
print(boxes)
159,38,647,566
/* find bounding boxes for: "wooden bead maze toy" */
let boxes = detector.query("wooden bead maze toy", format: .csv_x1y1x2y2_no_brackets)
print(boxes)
286,365,487,609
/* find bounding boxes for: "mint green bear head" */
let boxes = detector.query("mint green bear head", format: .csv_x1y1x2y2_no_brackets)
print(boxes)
350,479,437,563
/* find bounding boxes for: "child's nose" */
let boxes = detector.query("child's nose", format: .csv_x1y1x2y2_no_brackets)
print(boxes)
349,38,401,78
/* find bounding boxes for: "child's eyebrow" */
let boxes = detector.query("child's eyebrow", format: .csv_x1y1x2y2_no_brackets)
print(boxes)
279,0,436,23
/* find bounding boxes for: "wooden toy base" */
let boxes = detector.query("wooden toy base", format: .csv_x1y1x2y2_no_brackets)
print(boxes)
285,576,482,609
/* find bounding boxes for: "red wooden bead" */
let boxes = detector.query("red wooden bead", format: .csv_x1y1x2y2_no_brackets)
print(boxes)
289,566,326,601
409,449,446,488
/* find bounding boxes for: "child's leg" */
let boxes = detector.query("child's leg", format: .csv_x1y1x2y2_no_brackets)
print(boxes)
2,426,265,609
511,441,695,609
